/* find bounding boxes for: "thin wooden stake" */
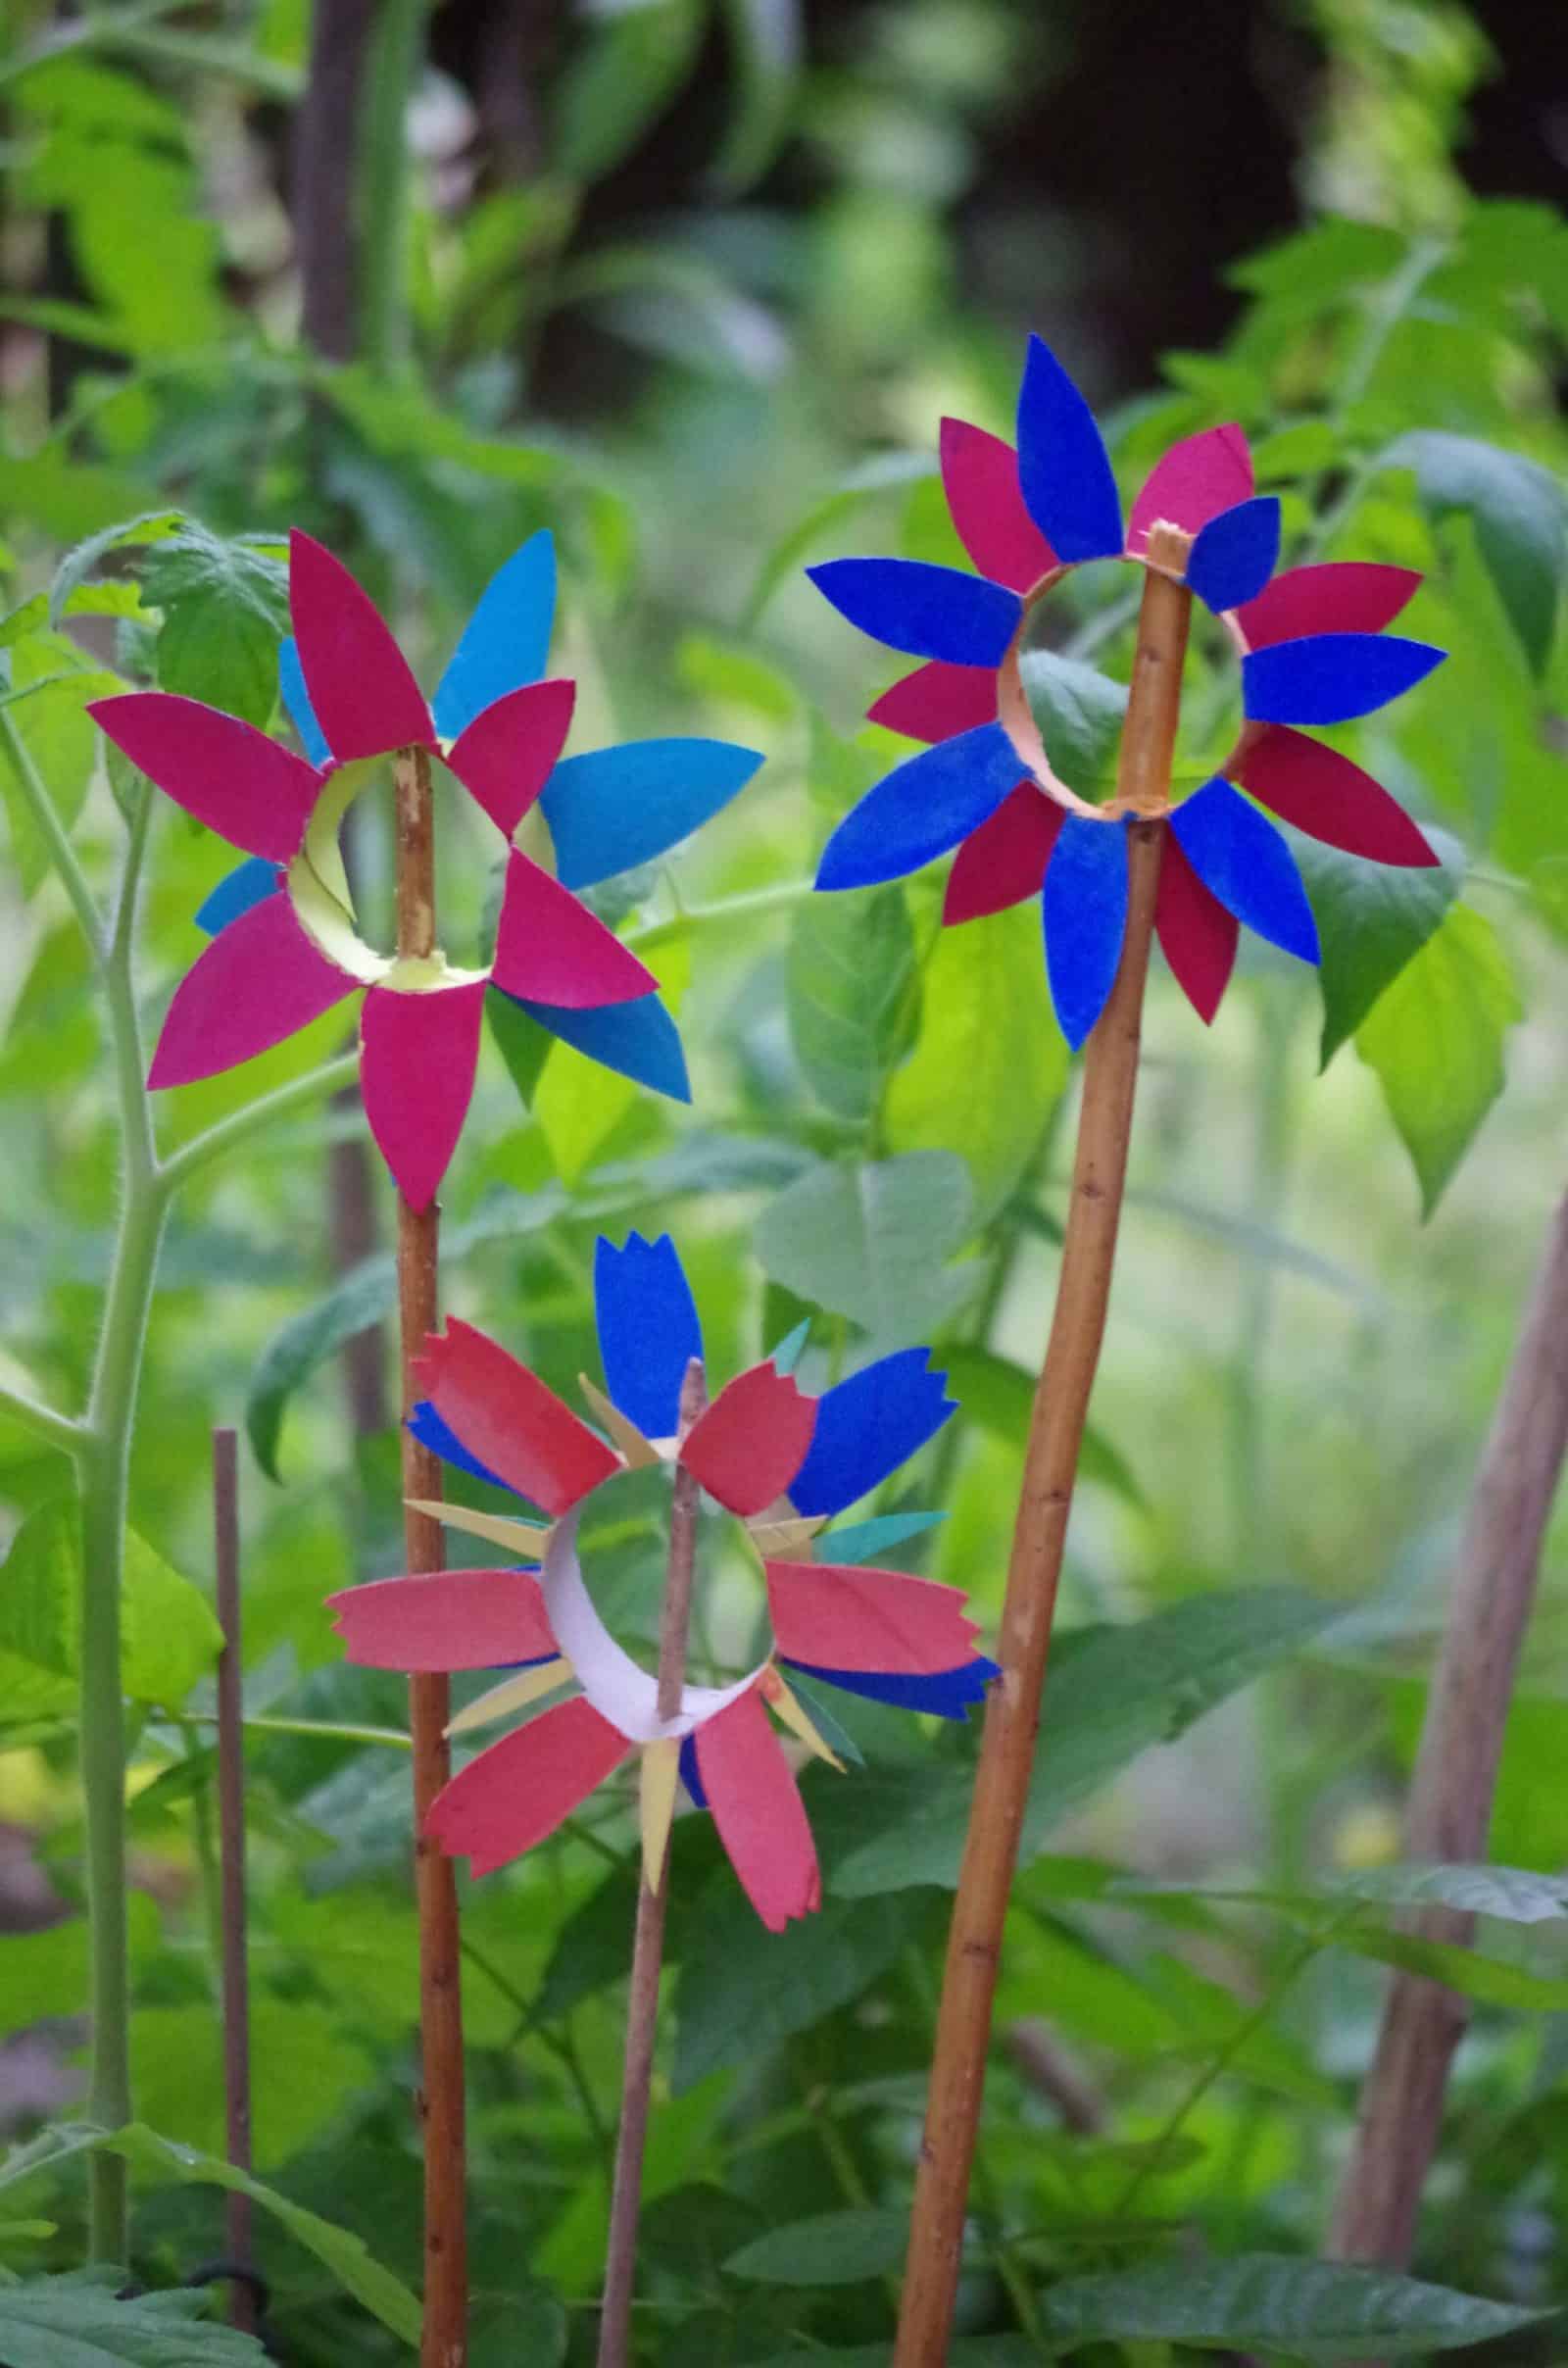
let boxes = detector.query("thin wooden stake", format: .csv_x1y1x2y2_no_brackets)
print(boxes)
393,742,468,2368
893,529,1193,2368
213,1426,254,2337
597,1357,709,2368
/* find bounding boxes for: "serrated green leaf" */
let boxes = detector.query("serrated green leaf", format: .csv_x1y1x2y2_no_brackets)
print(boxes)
1329,1925,1568,2012
0,2267,266,2365
754,1152,975,1341
0,1500,220,1707
788,884,916,1121
723,2206,907,2286
141,524,289,727
1385,429,1566,673
1293,830,1460,1064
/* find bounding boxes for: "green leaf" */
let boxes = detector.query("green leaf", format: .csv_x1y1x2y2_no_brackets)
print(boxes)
723,2207,907,2286
710,0,803,193
0,457,155,544
1329,1925,1568,2012
1327,1859,1568,1922
754,1152,975,1340
0,2267,267,2365
0,1500,220,1708
939,1347,1142,1504
1040,2251,1544,2358
554,0,705,181
48,512,184,627
1355,902,1521,1215
1016,652,1128,802
788,884,916,1121
1292,831,1460,1064
1385,429,1567,673
745,453,934,626
140,524,289,727
0,639,122,898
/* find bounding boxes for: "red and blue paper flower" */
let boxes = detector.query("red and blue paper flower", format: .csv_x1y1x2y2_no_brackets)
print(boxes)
329,1231,994,1930
808,336,1446,1046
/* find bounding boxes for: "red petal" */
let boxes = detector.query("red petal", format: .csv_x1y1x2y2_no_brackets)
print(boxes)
1154,834,1238,1024
1233,563,1422,651
1127,424,1253,556
288,530,433,762
943,781,1060,923
867,661,998,744
939,418,1057,594
679,1361,817,1515
696,1689,820,1931
491,851,658,1009
765,1559,984,1674
148,893,357,1087
328,1570,557,1670
446,677,576,839
425,1698,628,1877
411,1318,620,1514
90,693,318,861
1234,725,1438,866
360,979,485,1212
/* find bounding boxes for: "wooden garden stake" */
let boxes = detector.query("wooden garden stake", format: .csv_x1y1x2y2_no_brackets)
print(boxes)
213,1425,255,2335
597,1357,709,2368
893,526,1194,2368
393,743,469,2368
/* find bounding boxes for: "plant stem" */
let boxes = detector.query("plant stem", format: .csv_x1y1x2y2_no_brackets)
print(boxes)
597,1357,707,2368
0,706,103,960
213,1426,256,2335
892,534,1193,2368
0,1381,86,1455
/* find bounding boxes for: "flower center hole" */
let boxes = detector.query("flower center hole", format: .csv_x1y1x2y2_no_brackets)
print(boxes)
574,1461,763,1688
289,752,505,973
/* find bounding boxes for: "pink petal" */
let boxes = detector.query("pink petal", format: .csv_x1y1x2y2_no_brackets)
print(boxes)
765,1559,985,1675
288,530,433,762
867,661,998,744
446,677,576,839
1154,833,1238,1024
411,1318,620,1514
425,1698,628,1878
148,893,357,1088
1127,424,1253,557
939,419,1057,594
943,781,1060,924
680,1362,817,1515
328,1569,558,1671
90,693,318,861
696,1688,820,1931
491,851,658,1009
1233,563,1422,652
360,979,485,1212
1233,725,1438,866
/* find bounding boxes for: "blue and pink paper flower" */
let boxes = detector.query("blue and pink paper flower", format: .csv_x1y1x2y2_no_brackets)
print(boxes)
329,1232,994,1931
808,336,1446,1045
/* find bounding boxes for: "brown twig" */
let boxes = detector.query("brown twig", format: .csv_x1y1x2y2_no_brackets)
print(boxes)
893,529,1193,2368
213,1426,254,2335
1329,1186,1568,2269
394,744,468,2368
597,1357,708,2368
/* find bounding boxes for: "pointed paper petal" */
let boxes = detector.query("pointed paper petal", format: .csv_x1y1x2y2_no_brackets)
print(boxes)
361,979,484,1212
640,1737,680,1890
278,634,331,768
781,1656,997,1719
942,781,1060,924
1015,335,1123,563
404,1500,551,1559
788,1349,956,1517
679,1735,707,1807
807,559,1021,668
288,530,432,761
411,1318,620,1514
765,1558,984,1674
1184,496,1281,614
867,661,998,744
578,1374,660,1469
764,1671,845,1769
1043,814,1130,1050
448,1661,572,1736
425,1698,629,1878
1172,778,1319,963
407,1401,511,1493
1154,832,1238,1023
1242,634,1446,725
594,1232,703,1442
816,721,1024,892
148,893,357,1088
1233,562,1421,651
939,418,1057,592
445,678,575,840
500,988,690,1102
680,1361,817,1515
748,1513,828,1559
327,1569,557,1671
1234,725,1438,866
492,851,657,1009
431,530,557,741
823,1510,945,1563
1127,423,1253,556
540,738,764,892
90,693,318,861
195,857,281,937
695,1689,820,1931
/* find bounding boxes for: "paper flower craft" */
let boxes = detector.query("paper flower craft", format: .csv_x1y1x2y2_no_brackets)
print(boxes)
808,335,1447,1045
91,531,762,1207
328,1231,995,1930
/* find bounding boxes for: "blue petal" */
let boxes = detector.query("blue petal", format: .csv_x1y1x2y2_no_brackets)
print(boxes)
1242,633,1446,725
781,1656,999,1722
278,635,331,769
195,856,281,937
431,531,557,742
807,559,1021,668
789,1349,956,1517
407,1401,514,1495
540,738,763,892
1171,779,1320,964
679,1735,708,1808
1043,814,1130,1050
821,1510,947,1565
1014,335,1124,564
496,987,691,1102
816,721,1023,892
593,1232,704,1441
1184,496,1281,615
